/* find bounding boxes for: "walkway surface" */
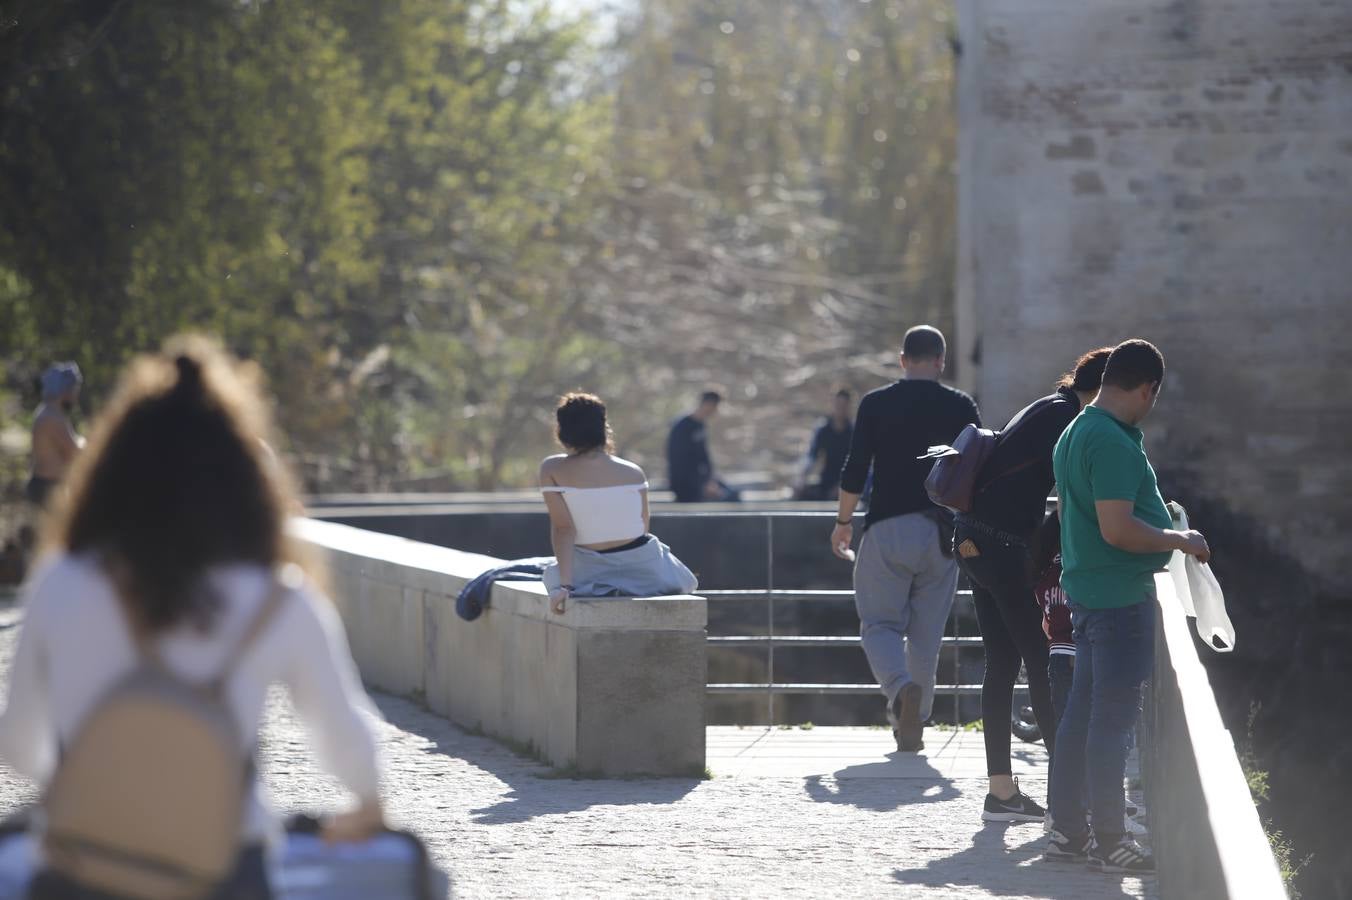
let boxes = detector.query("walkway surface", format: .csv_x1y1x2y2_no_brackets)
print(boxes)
0,606,1155,899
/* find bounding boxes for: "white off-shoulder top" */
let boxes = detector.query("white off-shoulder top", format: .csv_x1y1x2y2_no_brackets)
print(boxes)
541,482,648,545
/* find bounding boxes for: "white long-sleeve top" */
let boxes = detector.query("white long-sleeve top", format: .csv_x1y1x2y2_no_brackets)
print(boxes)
0,553,382,841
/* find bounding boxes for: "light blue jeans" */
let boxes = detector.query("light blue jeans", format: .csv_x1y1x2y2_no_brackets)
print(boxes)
852,513,959,721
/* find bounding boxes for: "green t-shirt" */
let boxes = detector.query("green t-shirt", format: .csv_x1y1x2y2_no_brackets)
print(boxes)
1052,405,1172,609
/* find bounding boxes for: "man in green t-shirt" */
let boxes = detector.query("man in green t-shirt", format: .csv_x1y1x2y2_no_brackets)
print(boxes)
1044,339,1210,875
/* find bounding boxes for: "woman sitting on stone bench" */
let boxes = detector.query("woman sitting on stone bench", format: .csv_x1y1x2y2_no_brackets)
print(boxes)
540,393,698,614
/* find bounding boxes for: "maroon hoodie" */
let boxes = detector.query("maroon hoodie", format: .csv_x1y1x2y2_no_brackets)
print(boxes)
1034,554,1075,656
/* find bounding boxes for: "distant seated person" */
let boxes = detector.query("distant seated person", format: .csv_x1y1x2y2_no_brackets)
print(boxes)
795,388,854,501
28,362,85,507
666,389,741,503
541,393,698,614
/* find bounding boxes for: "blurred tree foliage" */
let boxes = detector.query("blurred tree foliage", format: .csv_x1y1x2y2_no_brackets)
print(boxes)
581,0,959,472
0,0,957,492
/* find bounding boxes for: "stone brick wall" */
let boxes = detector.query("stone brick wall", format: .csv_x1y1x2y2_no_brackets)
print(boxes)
954,0,1352,588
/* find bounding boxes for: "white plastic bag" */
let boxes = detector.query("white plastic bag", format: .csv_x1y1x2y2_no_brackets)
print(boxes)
1166,502,1235,652
1166,503,1197,617
1185,554,1234,652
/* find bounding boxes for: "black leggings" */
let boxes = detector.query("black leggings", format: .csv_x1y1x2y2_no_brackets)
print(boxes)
955,525,1057,777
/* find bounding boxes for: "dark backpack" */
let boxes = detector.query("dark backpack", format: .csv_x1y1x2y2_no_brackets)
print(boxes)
920,395,1063,513
920,424,1001,513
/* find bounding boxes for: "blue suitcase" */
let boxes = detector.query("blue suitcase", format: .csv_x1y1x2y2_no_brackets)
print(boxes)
0,812,451,899
276,815,450,899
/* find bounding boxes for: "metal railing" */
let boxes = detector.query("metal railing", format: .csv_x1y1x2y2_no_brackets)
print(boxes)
699,511,1020,725
703,587,1001,724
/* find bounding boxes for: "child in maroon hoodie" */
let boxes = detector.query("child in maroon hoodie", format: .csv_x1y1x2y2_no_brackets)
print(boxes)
1032,511,1075,723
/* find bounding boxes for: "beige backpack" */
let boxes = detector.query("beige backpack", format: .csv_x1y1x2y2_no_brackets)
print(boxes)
40,580,289,899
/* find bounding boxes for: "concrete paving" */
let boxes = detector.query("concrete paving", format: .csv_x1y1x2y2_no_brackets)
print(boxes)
0,607,1155,898
708,725,1054,780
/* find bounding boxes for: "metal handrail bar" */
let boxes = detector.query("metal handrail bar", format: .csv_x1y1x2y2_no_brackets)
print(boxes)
708,683,1000,696
654,510,864,518
701,589,855,598
708,635,984,646
702,589,974,599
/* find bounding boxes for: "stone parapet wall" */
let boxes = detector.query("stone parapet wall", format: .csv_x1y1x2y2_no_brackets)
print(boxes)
292,518,707,777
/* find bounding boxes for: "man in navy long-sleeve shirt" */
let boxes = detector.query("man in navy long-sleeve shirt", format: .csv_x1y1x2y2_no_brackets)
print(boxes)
667,390,740,503
830,326,980,751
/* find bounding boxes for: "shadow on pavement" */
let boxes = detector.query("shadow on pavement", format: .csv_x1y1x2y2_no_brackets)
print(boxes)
370,693,701,826
893,824,1145,900
803,752,961,811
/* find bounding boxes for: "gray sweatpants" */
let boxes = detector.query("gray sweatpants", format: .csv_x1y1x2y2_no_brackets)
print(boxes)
853,512,959,722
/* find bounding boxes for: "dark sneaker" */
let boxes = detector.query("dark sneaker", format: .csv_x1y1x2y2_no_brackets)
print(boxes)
1088,837,1156,874
982,781,1046,823
1043,829,1092,862
890,683,924,751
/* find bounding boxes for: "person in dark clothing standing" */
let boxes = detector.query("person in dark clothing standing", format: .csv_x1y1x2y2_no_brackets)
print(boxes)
830,326,980,752
955,347,1111,824
1045,340,1208,874
796,388,854,501
667,390,740,503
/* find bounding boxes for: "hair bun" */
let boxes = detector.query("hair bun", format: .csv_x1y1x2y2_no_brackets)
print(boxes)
174,354,203,394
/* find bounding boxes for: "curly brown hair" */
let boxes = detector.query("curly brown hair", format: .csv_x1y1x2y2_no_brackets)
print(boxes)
44,335,315,633
555,392,614,454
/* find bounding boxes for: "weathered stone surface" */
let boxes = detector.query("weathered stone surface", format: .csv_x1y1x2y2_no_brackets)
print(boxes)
954,4,1352,895
954,0,1352,590
575,629,706,776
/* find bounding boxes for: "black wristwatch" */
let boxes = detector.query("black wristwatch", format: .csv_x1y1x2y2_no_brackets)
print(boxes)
836,518,852,526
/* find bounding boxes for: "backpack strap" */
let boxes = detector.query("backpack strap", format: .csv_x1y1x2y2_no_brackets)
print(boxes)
974,455,1043,495
207,577,291,694
972,393,1068,496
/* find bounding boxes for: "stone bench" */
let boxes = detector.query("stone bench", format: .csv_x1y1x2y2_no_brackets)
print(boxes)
292,518,707,777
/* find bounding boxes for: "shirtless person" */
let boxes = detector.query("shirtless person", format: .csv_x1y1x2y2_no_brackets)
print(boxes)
28,363,84,507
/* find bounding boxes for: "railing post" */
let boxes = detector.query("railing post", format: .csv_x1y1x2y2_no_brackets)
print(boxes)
766,515,775,726
952,580,960,726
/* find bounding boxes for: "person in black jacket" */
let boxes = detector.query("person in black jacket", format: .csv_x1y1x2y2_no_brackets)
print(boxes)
796,388,854,501
956,347,1112,824
831,326,980,752
666,390,740,503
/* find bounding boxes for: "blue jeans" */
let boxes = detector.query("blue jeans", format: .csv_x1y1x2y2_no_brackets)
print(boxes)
1048,654,1074,725
1049,600,1153,843
1046,653,1074,791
